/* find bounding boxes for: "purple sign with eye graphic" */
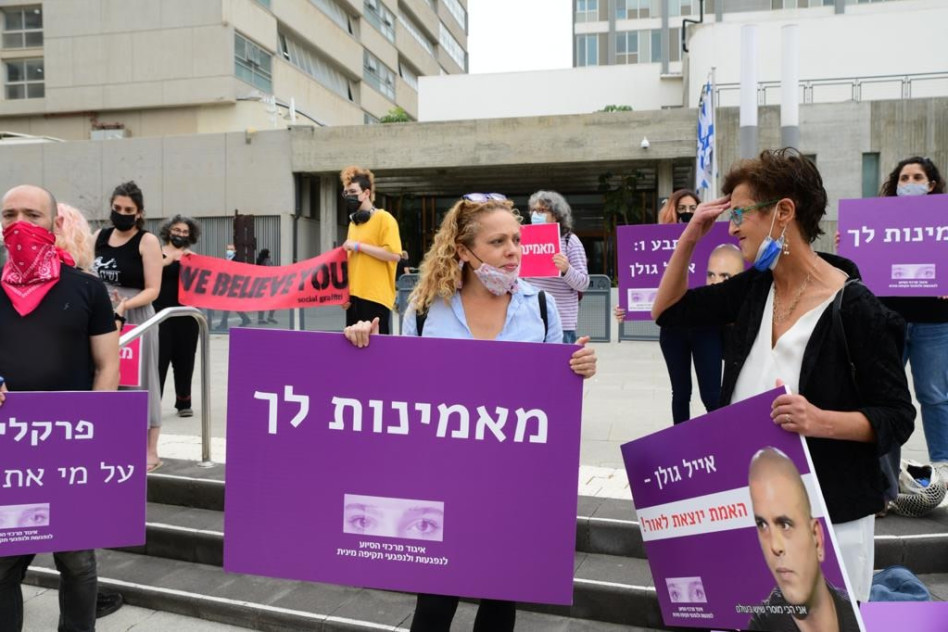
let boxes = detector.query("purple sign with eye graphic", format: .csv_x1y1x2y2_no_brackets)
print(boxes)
838,195,948,296
224,328,585,605
0,391,148,556
621,388,865,631
617,223,740,320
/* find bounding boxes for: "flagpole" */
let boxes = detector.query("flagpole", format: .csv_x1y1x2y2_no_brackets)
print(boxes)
710,66,718,200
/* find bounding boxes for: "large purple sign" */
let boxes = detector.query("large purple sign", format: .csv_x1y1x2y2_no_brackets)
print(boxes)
621,388,864,631
0,391,148,556
838,195,948,296
617,223,738,320
224,328,584,605
862,602,948,632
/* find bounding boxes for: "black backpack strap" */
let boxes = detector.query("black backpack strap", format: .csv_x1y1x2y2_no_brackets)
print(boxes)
538,290,549,340
415,310,427,336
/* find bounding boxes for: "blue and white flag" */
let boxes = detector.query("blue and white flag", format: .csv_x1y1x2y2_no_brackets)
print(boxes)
696,80,714,193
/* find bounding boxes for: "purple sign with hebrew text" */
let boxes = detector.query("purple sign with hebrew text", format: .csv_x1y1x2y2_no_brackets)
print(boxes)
0,391,147,555
224,328,584,604
617,223,739,320
838,195,948,296
621,389,864,631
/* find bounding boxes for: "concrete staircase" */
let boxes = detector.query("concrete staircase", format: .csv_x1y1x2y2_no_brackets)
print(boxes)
24,459,948,631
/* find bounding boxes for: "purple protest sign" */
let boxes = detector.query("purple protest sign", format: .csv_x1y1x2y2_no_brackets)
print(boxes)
224,328,584,605
0,391,148,556
861,602,948,632
838,195,948,296
621,388,864,631
617,223,739,320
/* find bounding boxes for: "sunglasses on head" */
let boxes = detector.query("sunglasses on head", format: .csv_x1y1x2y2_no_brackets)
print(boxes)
462,193,507,203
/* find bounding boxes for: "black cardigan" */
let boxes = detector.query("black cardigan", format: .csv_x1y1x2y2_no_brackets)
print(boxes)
657,253,915,523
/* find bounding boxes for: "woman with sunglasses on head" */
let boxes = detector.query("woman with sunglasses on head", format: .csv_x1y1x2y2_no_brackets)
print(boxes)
651,149,914,603
345,192,597,632
877,157,948,492
92,181,164,471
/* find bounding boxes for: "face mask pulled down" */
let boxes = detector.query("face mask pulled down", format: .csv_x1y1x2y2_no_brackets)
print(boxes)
753,209,787,272
467,249,520,296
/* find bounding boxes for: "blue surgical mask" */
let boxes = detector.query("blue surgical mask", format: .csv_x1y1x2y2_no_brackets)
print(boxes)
530,212,547,225
226,250,235,260
752,210,786,272
897,183,930,197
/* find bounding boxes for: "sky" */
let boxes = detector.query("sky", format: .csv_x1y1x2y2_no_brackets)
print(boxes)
466,0,573,74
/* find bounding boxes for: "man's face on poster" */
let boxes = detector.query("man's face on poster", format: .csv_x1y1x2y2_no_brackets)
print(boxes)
749,463,825,608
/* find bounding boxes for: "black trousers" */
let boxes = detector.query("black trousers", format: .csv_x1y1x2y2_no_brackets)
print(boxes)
346,296,391,335
410,594,515,632
158,316,199,409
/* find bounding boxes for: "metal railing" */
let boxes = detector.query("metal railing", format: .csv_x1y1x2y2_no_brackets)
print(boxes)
715,71,948,106
119,306,213,468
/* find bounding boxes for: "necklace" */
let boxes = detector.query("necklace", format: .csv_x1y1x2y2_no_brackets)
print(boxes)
773,273,811,324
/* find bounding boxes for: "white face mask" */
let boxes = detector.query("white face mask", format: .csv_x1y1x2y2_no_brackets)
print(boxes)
896,182,930,197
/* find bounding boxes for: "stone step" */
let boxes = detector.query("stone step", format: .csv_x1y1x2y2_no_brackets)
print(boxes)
24,550,670,632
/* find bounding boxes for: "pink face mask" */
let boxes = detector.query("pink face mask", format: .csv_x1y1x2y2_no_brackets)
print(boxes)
467,250,520,296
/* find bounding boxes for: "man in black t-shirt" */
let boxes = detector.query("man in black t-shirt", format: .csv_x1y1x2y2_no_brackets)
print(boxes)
0,184,119,631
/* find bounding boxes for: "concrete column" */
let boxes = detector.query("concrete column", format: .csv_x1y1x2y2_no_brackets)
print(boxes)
835,0,845,15
660,0,670,75
780,24,800,150
658,161,674,199
739,25,758,160
319,174,337,254
607,0,617,65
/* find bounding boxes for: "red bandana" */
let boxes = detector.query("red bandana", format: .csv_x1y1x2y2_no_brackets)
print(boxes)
1,221,76,316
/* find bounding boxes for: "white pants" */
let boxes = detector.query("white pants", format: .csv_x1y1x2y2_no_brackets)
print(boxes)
833,514,875,602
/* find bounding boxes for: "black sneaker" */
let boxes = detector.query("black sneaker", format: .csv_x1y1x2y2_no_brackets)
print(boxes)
96,591,124,618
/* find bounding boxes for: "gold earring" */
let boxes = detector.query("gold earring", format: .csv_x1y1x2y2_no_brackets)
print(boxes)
782,238,790,256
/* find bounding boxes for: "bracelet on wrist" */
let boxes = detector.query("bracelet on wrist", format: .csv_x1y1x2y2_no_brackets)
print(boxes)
114,312,127,326
354,242,361,253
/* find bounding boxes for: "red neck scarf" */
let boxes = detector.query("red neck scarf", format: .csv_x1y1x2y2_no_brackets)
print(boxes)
2,221,76,316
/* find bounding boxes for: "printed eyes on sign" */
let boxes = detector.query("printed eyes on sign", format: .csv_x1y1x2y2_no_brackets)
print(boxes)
403,518,442,539
347,514,377,533
20,508,47,526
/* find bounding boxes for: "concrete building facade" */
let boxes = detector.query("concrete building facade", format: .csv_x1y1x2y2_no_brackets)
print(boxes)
0,0,468,141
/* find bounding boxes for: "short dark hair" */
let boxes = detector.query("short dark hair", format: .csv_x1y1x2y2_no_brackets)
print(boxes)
110,180,146,230
880,156,946,197
159,215,201,245
722,148,826,244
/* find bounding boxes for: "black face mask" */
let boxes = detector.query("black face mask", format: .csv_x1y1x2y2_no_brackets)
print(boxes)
677,212,694,224
169,235,189,248
344,194,363,214
111,210,137,232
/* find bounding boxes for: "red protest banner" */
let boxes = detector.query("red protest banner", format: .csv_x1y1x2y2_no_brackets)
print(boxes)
520,223,562,278
178,249,349,310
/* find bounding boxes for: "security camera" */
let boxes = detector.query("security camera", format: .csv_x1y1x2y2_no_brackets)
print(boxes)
640,136,650,150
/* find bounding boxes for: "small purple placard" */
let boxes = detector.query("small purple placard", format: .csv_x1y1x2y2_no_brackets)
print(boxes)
838,195,948,296
862,602,948,631
617,223,738,320
621,389,864,631
0,391,148,555
224,328,584,605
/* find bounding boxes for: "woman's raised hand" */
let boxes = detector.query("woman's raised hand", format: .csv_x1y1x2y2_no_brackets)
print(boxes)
343,318,379,348
683,195,731,241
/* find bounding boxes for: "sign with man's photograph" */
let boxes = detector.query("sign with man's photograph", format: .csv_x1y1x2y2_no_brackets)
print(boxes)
224,328,584,605
621,388,864,631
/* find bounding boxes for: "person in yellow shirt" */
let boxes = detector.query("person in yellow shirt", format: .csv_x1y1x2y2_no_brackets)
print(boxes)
340,165,402,334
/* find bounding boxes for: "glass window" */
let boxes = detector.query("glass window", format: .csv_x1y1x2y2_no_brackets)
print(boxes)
862,153,880,198
279,32,352,101
615,31,638,64
364,0,395,43
255,0,271,8
398,12,435,55
310,0,352,33
235,33,272,93
575,0,599,23
363,49,395,99
650,29,662,63
2,5,43,49
399,61,419,91
617,0,648,19
5,58,43,99
443,0,467,30
576,33,599,67
439,23,466,70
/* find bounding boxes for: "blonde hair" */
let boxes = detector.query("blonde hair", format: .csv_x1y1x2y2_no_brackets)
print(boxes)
340,165,376,203
409,198,518,313
55,203,94,270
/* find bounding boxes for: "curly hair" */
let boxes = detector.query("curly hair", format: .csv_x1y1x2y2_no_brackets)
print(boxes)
722,148,826,244
528,190,574,234
340,165,376,203
880,156,946,197
55,203,94,271
409,198,519,313
110,180,145,230
657,189,701,224
158,215,201,245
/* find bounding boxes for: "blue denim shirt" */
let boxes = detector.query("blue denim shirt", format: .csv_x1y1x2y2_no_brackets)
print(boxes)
402,280,563,343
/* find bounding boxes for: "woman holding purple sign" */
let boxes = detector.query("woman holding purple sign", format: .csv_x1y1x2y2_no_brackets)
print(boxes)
651,148,915,602
878,157,948,494
344,192,597,631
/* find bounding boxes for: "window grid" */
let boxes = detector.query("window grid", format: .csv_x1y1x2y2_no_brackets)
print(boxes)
399,61,419,91
363,49,395,99
5,58,44,99
575,0,599,23
575,34,598,67
615,31,639,64
235,33,272,93
398,12,435,55
279,32,352,101
616,0,649,19
443,0,467,30
310,0,351,33
364,0,395,43
2,6,42,49
439,23,465,69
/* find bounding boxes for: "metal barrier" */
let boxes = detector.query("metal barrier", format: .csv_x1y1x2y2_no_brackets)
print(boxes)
119,306,213,467
577,275,611,343
619,318,662,342
395,273,420,332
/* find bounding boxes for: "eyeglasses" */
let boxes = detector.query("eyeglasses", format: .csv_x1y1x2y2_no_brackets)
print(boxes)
462,193,507,203
728,199,780,226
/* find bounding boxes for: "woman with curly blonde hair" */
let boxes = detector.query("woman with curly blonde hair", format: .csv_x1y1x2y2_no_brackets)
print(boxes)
54,203,95,271
344,193,597,632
